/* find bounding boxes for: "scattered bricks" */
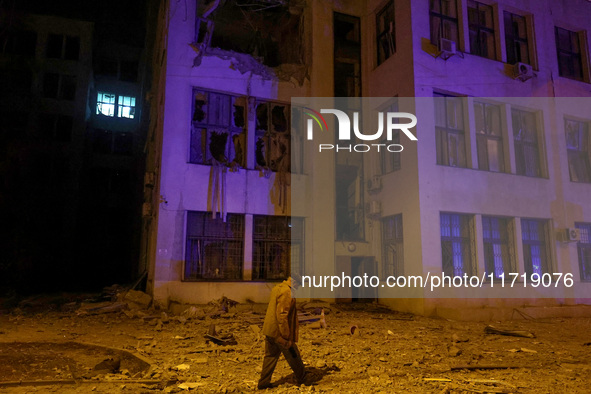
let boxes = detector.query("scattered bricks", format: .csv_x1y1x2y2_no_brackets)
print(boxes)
124,290,152,310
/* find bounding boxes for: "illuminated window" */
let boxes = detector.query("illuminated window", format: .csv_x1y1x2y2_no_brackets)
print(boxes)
440,213,474,276
118,95,136,118
97,92,116,117
96,92,136,119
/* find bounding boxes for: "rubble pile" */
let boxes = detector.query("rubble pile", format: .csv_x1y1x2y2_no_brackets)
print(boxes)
1,294,591,392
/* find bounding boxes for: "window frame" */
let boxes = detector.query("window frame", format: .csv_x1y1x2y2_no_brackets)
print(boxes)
382,214,403,277
575,222,591,282
429,0,460,47
434,92,468,168
190,89,246,167
481,216,515,279
467,0,496,60
376,0,396,66
565,118,591,183
474,101,505,172
512,108,544,178
96,92,137,119
504,11,530,65
252,215,304,281
440,212,475,276
555,26,585,82
254,100,291,173
520,218,552,276
184,211,245,281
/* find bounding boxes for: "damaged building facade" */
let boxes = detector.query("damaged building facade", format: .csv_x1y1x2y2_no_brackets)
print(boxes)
145,0,591,318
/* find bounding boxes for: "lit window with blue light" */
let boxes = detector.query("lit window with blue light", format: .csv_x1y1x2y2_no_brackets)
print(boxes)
96,92,136,119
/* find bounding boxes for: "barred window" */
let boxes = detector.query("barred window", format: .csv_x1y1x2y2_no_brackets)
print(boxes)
521,219,551,276
504,12,529,65
468,1,495,60
474,102,504,172
255,101,291,172
555,27,584,81
376,1,395,65
382,214,403,277
565,119,591,183
440,213,474,276
512,109,542,177
430,0,459,46
185,212,244,280
435,93,466,167
191,90,246,167
253,216,303,280
482,216,514,278
576,223,591,282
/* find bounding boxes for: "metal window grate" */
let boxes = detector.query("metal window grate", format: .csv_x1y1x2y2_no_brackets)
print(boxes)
185,212,244,280
441,213,474,276
576,223,591,282
521,219,550,276
382,214,403,277
482,216,515,278
252,216,303,280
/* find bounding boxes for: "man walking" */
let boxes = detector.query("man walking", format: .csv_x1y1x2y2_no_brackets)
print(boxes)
258,276,306,390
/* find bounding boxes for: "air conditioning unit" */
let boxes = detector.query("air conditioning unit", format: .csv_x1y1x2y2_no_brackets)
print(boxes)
439,38,456,60
367,175,382,192
513,62,534,82
565,228,581,242
368,201,382,217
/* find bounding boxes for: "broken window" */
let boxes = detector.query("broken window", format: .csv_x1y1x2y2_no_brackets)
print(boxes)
474,102,504,172
117,95,136,118
196,1,304,67
382,214,403,277
255,101,290,172
430,0,459,46
97,92,116,116
96,92,136,119
468,1,495,60
441,213,474,276
565,119,591,183
190,89,246,167
41,73,75,100
512,109,542,177
576,223,591,282
521,219,550,276
253,216,303,280
376,1,395,66
185,211,244,280
46,34,80,60
504,11,530,65
434,93,466,167
482,216,514,279
556,27,584,81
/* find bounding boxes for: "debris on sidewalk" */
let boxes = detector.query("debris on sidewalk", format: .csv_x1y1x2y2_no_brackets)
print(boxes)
484,325,536,338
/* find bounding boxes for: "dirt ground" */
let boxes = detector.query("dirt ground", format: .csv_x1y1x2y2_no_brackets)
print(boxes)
1,296,591,393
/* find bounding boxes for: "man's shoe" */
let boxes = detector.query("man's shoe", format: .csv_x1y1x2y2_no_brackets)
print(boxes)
257,382,273,390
